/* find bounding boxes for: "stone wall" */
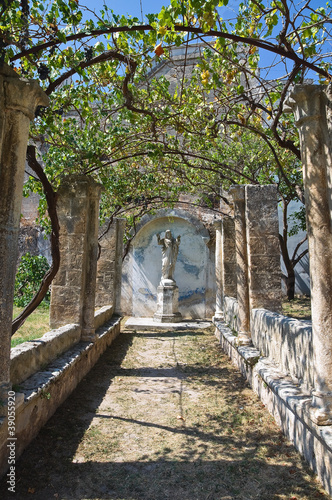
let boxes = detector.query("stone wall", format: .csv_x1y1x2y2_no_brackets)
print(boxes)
214,309,331,497
223,296,314,393
96,218,125,313
0,312,122,480
17,224,52,264
251,308,314,391
49,175,102,341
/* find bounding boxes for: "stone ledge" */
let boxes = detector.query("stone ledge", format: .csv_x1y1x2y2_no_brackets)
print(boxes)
214,320,260,367
251,308,313,390
0,315,122,479
10,305,115,386
255,358,332,452
19,314,120,402
125,317,212,331
94,304,114,330
10,323,81,386
214,319,332,496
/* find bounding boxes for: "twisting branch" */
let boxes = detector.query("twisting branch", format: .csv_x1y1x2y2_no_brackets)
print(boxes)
46,49,134,95
223,119,305,203
12,145,60,335
9,24,331,80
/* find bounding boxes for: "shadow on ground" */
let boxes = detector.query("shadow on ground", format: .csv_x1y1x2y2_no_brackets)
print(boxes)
0,327,329,500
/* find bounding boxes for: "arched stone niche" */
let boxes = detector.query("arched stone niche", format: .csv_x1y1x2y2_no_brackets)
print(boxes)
121,209,215,319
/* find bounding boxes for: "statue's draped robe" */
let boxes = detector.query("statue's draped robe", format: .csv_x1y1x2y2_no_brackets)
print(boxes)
161,236,179,279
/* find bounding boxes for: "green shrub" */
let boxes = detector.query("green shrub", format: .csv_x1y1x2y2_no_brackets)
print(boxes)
14,253,50,307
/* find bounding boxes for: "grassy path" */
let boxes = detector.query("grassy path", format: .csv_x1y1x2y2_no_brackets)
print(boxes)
0,323,329,499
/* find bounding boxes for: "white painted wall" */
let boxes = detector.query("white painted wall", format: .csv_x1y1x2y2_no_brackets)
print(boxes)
278,200,310,295
121,212,215,319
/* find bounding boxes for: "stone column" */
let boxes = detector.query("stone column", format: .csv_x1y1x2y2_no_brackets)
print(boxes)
287,84,332,424
245,184,282,314
96,218,125,313
114,219,125,314
229,186,251,345
81,181,102,339
0,64,49,407
50,175,102,341
213,220,224,320
221,216,237,299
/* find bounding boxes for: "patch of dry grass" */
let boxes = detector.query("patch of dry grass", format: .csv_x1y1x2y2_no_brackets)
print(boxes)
282,296,311,320
11,305,50,348
2,324,329,499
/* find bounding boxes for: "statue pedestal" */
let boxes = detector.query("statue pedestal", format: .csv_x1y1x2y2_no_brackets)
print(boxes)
154,280,182,323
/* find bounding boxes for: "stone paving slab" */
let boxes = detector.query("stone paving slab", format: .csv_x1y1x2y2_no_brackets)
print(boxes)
124,317,212,331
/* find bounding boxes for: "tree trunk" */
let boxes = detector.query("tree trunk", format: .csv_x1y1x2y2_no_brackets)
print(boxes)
285,270,295,300
11,146,60,335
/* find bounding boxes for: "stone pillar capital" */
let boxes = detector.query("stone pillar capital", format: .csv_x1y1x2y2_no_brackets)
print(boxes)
229,185,245,201
286,84,328,127
58,174,103,195
0,65,49,120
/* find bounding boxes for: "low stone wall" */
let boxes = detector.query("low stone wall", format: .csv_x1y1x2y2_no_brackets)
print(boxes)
10,324,81,386
93,304,114,330
251,308,314,392
223,296,239,332
224,297,314,393
0,309,121,479
10,305,114,387
215,301,332,496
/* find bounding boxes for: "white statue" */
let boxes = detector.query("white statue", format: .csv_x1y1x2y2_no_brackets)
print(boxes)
157,230,181,282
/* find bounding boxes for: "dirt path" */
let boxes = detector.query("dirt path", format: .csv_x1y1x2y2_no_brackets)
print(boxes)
0,324,329,499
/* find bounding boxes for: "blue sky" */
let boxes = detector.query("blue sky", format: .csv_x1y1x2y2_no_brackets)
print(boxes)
81,0,330,81
82,0,241,23
82,0,171,21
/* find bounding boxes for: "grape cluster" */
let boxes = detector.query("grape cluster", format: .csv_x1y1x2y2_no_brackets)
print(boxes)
37,63,50,81
35,106,47,118
84,47,93,62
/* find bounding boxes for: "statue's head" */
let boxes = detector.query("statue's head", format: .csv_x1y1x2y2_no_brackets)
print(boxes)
165,230,172,238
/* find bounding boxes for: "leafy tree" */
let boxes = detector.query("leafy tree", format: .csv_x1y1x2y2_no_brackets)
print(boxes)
1,0,331,327
14,253,50,307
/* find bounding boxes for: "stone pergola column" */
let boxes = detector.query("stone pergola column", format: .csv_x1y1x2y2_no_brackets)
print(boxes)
50,175,102,341
221,216,237,299
0,64,49,407
229,186,251,345
95,218,125,312
245,184,282,314
287,84,332,425
114,219,125,314
213,220,224,321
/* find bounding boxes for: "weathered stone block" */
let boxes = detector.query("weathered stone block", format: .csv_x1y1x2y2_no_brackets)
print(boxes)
245,184,282,313
154,283,182,323
50,175,102,336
